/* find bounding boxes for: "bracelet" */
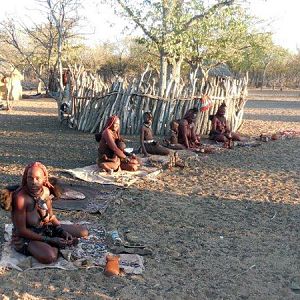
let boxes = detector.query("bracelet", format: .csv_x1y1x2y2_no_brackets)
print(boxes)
42,236,50,243
55,226,65,236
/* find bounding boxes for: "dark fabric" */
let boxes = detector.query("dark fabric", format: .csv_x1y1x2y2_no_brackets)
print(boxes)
95,132,102,142
15,240,31,256
12,225,60,256
144,142,170,156
209,130,222,140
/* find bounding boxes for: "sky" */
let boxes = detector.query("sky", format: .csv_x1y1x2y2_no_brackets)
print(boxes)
0,0,299,52
248,0,299,52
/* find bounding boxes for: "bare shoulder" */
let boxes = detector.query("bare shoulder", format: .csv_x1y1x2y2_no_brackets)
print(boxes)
14,189,26,201
42,186,50,198
13,190,28,210
101,128,110,138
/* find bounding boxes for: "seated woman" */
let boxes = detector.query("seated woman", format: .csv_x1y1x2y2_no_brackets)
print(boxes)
164,120,186,150
97,115,139,172
209,102,241,143
140,112,185,167
140,112,172,156
11,162,88,264
102,140,139,173
178,108,201,149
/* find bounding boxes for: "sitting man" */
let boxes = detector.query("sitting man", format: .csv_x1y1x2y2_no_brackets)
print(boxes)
209,102,241,145
11,162,88,264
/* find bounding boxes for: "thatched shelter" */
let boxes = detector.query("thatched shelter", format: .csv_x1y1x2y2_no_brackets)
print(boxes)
0,63,23,105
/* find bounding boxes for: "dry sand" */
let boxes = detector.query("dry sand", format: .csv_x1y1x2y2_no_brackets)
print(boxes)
0,88,299,299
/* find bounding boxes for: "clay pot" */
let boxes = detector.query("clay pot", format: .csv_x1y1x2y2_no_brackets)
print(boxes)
104,255,120,276
128,158,140,165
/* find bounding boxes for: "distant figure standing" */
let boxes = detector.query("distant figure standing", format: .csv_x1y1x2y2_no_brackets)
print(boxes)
2,68,23,110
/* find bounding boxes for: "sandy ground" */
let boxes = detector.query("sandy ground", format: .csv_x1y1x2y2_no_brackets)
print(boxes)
0,88,299,299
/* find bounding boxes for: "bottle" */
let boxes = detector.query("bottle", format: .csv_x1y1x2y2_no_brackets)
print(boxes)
110,230,122,245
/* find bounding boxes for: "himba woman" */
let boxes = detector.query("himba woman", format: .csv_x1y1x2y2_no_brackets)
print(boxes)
11,162,88,264
209,102,241,143
140,112,185,167
97,115,139,172
140,112,172,156
178,107,201,149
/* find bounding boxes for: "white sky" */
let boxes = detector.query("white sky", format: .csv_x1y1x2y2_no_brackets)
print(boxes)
248,0,299,52
0,0,299,52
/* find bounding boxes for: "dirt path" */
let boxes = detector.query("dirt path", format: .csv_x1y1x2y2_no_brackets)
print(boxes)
0,91,299,299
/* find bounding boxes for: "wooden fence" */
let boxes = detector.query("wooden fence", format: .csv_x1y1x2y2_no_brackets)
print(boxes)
52,65,248,135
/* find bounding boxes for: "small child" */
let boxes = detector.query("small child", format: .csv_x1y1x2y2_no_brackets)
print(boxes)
170,120,180,144
165,120,185,150
103,140,139,173
102,140,127,163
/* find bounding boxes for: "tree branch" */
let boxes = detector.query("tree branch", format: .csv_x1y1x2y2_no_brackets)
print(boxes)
115,0,160,45
183,0,235,30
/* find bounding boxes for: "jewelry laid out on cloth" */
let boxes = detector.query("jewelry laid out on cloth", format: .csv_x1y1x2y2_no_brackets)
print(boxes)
71,226,108,260
61,226,148,276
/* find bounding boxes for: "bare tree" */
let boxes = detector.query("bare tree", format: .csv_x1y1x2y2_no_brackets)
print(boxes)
0,0,82,99
41,0,82,99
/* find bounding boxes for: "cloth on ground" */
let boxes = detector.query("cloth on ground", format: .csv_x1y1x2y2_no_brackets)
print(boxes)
0,223,76,271
273,130,300,139
0,223,145,274
52,184,121,213
138,154,171,168
64,164,161,187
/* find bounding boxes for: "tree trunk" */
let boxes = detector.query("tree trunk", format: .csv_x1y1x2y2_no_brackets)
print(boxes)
261,61,270,91
57,31,64,102
171,57,183,98
189,62,200,97
37,64,44,94
159,50,168,97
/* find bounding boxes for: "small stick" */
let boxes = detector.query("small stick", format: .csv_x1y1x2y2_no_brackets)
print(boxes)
234,264,256,278
271,212,277,220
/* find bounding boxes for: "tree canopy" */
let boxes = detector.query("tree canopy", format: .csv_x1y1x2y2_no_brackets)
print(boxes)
0,0,299,94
